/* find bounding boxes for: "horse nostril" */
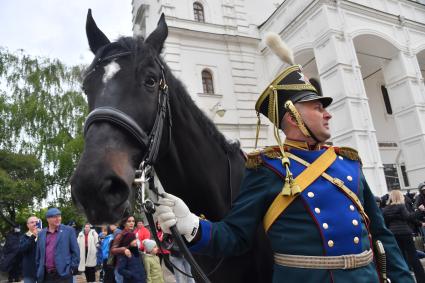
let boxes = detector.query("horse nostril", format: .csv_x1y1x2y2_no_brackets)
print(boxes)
101,177,130,207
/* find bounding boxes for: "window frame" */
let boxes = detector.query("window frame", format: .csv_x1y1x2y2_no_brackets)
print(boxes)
193,2,205,22
201,69,214,94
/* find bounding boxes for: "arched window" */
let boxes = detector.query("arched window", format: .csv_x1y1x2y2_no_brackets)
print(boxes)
193,2,205,22
202,70,214,94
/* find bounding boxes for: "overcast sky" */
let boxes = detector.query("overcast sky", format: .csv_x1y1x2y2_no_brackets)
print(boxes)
0,1,285,67
0,0,133,66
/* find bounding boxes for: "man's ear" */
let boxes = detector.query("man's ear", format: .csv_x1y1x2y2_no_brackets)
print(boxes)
282,112,297,130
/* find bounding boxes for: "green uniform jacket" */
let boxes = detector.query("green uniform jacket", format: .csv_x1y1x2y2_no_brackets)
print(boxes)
190,147,414,283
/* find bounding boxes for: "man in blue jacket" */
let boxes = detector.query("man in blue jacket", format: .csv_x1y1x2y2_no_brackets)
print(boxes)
36,208,79,283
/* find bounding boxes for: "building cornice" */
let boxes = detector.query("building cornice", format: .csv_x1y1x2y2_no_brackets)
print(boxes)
261,0,425,37
341,0,425,30
167,25,260,46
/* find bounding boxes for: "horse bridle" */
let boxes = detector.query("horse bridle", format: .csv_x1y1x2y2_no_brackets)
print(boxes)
82,50,211,283
84,54,171,167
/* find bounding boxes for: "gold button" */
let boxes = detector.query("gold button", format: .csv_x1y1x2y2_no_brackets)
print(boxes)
315,208,321,214
347,176,353,181
354,237,359,244
307,192,315,198
352,219,359,226
322,223,329,229
338,156,343,160
350,205,355,211
328,240,334,247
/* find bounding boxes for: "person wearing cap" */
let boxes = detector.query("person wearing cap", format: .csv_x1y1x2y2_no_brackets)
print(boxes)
142,239,164,283
35,208,79,283
154,33,414,283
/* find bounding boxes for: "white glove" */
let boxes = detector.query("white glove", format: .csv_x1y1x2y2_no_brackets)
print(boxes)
156,193,200,242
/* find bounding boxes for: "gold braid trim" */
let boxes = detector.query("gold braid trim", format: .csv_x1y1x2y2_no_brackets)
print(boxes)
275,84,317,92
245,146,282,169
246,151,263,169
284,101,311,138
337,147,362,164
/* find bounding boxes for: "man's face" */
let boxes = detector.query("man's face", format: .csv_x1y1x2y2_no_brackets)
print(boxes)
136,221,144,229
47,215,61,228
84,224,91,234
27,216,38,231
296,100,332,142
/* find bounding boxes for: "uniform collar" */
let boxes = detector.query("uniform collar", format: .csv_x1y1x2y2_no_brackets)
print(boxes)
284,139,322,151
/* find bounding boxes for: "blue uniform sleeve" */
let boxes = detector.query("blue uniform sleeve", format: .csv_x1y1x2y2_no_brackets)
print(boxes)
190,167,279,257
69,227,80,270
362,175,415,283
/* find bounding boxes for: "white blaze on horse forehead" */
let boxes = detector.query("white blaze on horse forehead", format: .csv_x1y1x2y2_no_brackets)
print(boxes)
102,60,121,84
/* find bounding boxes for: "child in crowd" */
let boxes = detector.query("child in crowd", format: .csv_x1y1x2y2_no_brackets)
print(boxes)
143,239,164,283
117,232,146,283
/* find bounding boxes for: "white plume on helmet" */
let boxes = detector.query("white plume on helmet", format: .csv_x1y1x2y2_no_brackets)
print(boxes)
264,32,295,65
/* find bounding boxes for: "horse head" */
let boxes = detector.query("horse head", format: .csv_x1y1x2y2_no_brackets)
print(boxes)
71,10,169,223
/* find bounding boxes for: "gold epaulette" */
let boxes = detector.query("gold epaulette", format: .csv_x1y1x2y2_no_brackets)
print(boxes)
335,146,362,164
246,146,282,169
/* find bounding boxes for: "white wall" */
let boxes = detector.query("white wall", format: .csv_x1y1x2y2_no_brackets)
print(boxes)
363,70,399,143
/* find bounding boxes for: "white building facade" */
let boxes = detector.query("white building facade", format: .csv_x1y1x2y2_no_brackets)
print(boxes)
132,0,425,196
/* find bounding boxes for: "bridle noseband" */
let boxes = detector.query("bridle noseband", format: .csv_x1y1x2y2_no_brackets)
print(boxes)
83,54,171,167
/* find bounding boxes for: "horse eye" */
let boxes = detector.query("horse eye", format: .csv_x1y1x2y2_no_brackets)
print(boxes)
144,77,156,88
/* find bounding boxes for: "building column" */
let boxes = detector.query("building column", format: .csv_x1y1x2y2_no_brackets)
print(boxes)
314,32,387,195
382,51,425,188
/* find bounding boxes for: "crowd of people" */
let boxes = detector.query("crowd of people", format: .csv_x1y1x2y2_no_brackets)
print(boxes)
379,183,425,282
0,209,195,283
2,189,425,283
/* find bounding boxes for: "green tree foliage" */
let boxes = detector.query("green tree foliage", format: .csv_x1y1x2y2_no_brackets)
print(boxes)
0,48,88,237
0,150,45,236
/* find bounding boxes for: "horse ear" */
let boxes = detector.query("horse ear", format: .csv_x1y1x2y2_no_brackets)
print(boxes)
86,9,111,54
145,13,168,53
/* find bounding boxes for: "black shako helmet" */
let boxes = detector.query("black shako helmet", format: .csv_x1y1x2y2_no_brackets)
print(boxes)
255,64,332,127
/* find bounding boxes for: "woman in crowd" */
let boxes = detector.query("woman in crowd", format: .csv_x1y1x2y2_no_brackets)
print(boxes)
116,232,146,283
111,215,136,283
383,189,425,283
77,223,99,283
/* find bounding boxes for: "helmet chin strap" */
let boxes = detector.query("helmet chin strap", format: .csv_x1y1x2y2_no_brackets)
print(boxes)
284,101,320,144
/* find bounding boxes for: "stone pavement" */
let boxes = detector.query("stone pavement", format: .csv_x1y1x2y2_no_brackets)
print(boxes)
0,263,177,283
74,262,176,283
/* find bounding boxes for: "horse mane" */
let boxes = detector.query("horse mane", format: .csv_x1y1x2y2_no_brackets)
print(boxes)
167,70,241,154
113,36,241,154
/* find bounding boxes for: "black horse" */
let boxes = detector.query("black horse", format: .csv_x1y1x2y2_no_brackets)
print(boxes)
71,10,272,283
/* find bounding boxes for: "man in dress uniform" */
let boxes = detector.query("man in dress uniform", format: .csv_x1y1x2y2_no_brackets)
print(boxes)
155,33,414,283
